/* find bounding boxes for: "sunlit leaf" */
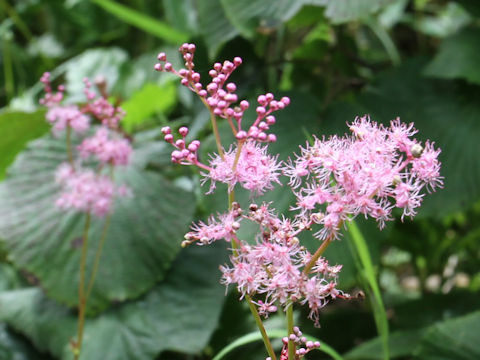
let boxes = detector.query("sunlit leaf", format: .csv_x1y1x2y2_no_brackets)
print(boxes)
0,111,49,180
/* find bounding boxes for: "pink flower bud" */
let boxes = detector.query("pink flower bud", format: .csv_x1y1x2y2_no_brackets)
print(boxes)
236,130,247,140
157,52,167,61
256,106,266,116
267,134,277,142
154,63,163,71
164,62,172,71
161,126,171,135
240,100,249,110
179,127,189,137
266,115,275,125
175,139,185,148
233,57,242,65
164,134,173,143
226,83,236,92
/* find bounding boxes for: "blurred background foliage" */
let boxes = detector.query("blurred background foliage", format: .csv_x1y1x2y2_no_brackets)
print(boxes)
0,0,479,359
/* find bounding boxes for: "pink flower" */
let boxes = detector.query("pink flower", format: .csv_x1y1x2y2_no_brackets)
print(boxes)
78,127,132,166
46,105,90,134
286,116,443,240
204,141,281,195
55,164,128,217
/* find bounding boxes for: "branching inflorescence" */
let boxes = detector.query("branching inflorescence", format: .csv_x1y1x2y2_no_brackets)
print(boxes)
155,43,443,360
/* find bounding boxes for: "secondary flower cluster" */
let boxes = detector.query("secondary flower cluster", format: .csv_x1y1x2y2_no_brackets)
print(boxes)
40,72,132,217
285,116,443,240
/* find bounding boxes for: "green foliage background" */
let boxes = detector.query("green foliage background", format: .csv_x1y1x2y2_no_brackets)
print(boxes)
0,0,479,359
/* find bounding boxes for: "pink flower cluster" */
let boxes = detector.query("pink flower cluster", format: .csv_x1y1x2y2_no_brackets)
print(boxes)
78,127,131,166
155,43,290,195
39,72,132,217
286,116,443,240
55,164,124,217
186,202,346,324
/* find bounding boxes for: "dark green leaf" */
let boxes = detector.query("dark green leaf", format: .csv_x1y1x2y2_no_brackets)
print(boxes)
0,243,228,360
424,28,480,85
163,0,198,35
196,0,239,57
220,0,304,38
414,311,480,360
324,0,392,23
345,328,426,359
0,132,195,313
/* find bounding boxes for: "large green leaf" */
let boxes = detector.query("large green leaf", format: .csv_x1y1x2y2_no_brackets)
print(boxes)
413,311,480,360
324,0,392,23
0,111,49,181
345,329,425,359
323,59,480,217
424,28,480,85
63,48,129,103
220,0,304,38
0,243,228,360
0,132,195,313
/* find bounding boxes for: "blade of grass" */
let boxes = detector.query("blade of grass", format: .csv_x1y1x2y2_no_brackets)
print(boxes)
346,220,389,360
90,0,189,44
212,329,344,360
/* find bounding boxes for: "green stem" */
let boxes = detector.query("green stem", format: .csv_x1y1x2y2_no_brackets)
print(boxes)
365,17,401,66
74,212,91,360
66,126,74,167
246,294,277,360
85,215,111,301
286,302,295,360
303,236,333,275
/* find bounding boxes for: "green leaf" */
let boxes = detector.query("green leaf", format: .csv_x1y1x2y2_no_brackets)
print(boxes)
90,0,189,44
0,132,195,313
0,322,50,360
323,59,480,217
220,0,304,38
62,48,129,103
163,0,198,35
0,243,228,360
346,221,389,360
121,82,177,132
324,0,392,23
0,111,49,181
196,0,239,58
424,28,480,85
345,328,425,359
414,311,480,360
213,329,344,360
